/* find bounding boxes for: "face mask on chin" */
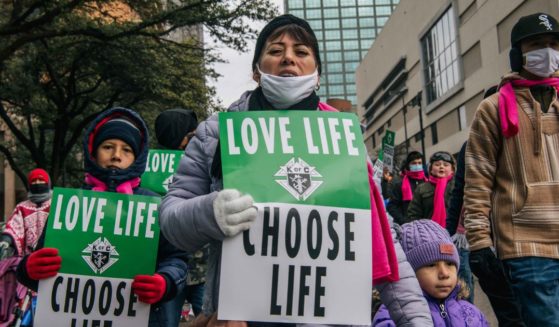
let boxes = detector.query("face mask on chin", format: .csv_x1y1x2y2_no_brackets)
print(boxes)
257,66,319,109
523,47,559,78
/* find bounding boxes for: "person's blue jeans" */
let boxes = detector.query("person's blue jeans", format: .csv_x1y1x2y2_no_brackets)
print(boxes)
149,281,187,327
185,283,205,316
504,257,559,327
458,248,474,303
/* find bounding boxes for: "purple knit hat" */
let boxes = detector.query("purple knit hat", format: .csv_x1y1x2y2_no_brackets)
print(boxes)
401,219,460,271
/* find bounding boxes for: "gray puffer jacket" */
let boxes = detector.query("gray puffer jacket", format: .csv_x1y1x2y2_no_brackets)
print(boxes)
159,91,432,326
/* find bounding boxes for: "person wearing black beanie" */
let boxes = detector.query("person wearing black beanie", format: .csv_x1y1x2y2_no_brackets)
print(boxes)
155,108,198,150
252,14,321,76
465,12,559,326
160,13,432,327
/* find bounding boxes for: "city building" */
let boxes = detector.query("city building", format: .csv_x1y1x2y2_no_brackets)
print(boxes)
284,0,400,110
356,0,559,165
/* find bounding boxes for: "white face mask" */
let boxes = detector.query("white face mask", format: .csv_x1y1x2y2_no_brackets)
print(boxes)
257,66,319,109
523,47,559,77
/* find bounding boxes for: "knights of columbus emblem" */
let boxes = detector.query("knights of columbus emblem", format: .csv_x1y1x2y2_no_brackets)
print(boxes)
275,158,323,201
82,237,119,274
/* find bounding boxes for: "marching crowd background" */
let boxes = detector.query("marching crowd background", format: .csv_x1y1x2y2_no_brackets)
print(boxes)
0,8,558,327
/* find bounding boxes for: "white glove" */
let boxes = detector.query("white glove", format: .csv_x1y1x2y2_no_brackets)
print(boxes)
213,189,257,237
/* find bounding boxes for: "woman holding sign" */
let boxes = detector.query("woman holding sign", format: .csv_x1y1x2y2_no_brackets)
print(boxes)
160,14,432,326
16,107,188,327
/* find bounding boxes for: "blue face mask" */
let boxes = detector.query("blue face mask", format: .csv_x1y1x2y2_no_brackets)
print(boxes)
409,164,423,172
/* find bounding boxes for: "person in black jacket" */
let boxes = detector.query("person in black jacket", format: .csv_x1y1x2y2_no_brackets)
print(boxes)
386,151,427,225
16,107,188,327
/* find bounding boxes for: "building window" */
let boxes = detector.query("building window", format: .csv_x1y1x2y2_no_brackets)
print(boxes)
341,7,357,17
360,17,375,27
421,7,460,104
326,40,342,51
324,19,340,29
324,0,340,7
458,105,467,130
330,85,345,94
325,30,341,39
329,74,344,83
307,9,322,19
326,51,342,61
328,62,343,72
343,29,359,39
307,0,322,8
375,5,393,15
360,28,376,38
344,40,359,50
290,9,305,18
342,18,357,28
345,61,359,71
308,19,323,30
431,124,438,145
289,0,304,8
324,8,339,18
359,6,374,16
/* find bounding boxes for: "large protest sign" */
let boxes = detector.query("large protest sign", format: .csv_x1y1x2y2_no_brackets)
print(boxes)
218,111,372,325
140,149,184,195
35,188,160,327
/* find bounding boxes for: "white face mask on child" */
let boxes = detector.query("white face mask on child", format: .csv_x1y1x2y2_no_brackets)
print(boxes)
257,66,319,109
523,47,559,77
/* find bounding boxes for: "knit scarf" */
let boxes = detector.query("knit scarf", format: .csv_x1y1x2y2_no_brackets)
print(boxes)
401,170,427,201
84,173,140,194
498,77,559,137
429,175,453,228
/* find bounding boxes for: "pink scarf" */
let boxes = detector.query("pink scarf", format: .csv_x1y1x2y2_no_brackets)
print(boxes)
401,170,427,201
498,77,559,137
429,175,453,228
319,102,399,284
84,173,140,195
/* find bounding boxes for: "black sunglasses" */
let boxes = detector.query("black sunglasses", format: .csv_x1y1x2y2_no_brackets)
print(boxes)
431,152,453,163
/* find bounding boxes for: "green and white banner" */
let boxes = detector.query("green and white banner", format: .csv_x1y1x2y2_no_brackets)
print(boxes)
372,130,396,189
218,111,372,325
141,149,184,195
35,188,160,327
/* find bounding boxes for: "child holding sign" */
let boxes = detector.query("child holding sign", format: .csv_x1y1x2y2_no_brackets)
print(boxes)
16,107,188,327
372,220,489,326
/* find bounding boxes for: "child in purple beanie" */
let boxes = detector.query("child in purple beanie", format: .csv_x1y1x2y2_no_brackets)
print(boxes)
372,219,489,327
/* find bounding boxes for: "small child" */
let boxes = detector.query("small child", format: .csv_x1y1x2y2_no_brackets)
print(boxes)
373,219,489,327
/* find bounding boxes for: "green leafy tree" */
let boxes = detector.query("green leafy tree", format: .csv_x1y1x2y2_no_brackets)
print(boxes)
0,0,277,187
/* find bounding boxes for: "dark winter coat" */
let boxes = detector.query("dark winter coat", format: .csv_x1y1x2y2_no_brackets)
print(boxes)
407,178,455,221
386,177,425,225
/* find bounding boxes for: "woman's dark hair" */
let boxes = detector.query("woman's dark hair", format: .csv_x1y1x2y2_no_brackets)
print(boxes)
401,151,424,171
257,24,321,74
252,14,322,74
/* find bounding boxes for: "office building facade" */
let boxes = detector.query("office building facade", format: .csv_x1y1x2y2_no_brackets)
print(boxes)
356,0,559,165
284,0,400,107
